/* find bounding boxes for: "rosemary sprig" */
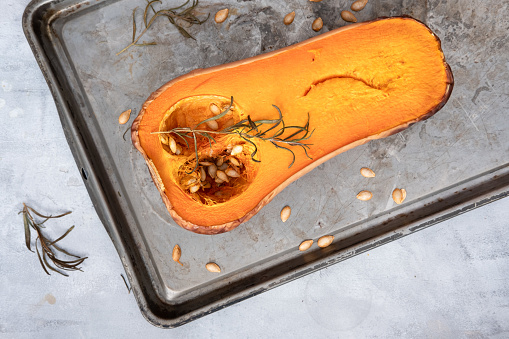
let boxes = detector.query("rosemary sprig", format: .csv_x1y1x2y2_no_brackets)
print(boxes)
19,203,88,277
117,0,209,55
153,97,314,172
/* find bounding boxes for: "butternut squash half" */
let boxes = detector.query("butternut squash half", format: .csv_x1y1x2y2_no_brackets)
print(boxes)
132,17,453,234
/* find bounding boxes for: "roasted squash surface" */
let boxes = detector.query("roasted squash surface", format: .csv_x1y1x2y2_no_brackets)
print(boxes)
132,17,453,234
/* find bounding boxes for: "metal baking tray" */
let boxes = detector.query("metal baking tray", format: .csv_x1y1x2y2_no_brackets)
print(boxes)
23,0,509,328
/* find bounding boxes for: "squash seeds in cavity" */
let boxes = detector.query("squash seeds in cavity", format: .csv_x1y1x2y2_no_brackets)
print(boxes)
216,157,224,167
226,168,240,178
169,136,177,153
356,190,373,201
206,262,221,273
351,0,368,11
209,103,221,115
216,170,229,182
199,161,213,166
200,167,206,181
280,206,291,222
118,109,131,125
317,235,334,248
214,9,229,23
341,10,357,22
229,157,241,167
208,164,217,179
299,239,313,251
189,185,200,193
172,245,183,266
231,145,243,156
284,11,295,25
206,120,219,130
392,188,407,204
312,17,323,32
360,167,376,178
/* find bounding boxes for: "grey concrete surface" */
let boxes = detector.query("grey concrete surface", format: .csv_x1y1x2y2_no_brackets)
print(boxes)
1,0,509,338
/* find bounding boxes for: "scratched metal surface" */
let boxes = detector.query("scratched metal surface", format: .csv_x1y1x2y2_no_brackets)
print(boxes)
23,0,509,327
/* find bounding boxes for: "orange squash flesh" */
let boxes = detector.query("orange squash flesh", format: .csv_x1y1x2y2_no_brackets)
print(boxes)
132,17,453,234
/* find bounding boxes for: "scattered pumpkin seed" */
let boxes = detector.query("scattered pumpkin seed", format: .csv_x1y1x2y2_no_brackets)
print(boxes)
206,120,219,130
312,17,323,32
118,109,131,125
299,239,313,251
181,175,198,186
206,262,221,273
218,163,228,171
351,0,368,11
280,205,291,222
283,11,296,25
341,10,357,22
216,170,229,182
199,161,214,166
208,164,217,179
216,157,224,167
392,188,407,204
317,235,334,248
225,168,240,178
214,8,229,23
172,245,183,266
231,145,243,156
356,190,373,201
360,167,376,178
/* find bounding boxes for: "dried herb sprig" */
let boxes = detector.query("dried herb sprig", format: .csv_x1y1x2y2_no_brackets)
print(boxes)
20,203,87,276
117,0,209,55
153,97,314,173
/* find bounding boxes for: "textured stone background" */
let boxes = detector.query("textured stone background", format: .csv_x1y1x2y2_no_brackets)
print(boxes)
1,0,508,337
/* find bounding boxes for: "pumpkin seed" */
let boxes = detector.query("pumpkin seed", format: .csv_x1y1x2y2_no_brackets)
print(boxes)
218,163,228,171
341,10,357,22
215,178,224,184
299,239,313,251
392,188,407,204
360,167,376,178
118,109,131,125
223,119,235,129
206,262,221,273
181,175,197,186
189,184,200,193
225,168,240,178
175,144,182,155
214,191,225,197
199,161,214,166
351,0,368,11
356,190,373,201
206,120,219,130
280,206,291,222
200,167,206,181
169,136,177,153
312,17,323,32
231,145,243,156
160,134,169,145
214,8,229,23
229,157,241,167
216,157,224,167
283,11,295,25
209,103,221,115
172,245,183,266
317,235,334,248
208,164,217,179
216,170,229,182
